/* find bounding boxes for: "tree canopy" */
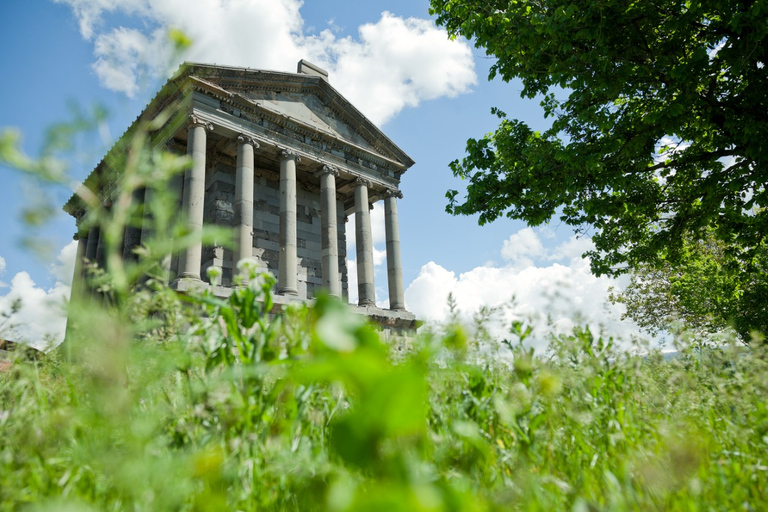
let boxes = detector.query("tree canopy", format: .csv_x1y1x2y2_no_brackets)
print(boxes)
610,231,768,342
430,0,768,277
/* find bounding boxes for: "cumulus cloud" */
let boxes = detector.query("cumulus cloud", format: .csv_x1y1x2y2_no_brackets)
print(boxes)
405,228,642,350
0,256,6,288
0,242,77,350
500,227,545,268
316,12,477,124
92,27,166,97
54,0,476,124
52,0,142,40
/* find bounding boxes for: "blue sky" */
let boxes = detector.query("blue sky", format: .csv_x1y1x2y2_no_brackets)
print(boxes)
0,0,640,349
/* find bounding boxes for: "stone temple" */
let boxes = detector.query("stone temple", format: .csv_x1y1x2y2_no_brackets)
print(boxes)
64,60,417,333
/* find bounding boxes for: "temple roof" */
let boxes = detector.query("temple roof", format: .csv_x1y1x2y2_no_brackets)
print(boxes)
64,61,415,218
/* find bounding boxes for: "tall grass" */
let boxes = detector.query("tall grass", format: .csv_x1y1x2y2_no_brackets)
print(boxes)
2,270,767,510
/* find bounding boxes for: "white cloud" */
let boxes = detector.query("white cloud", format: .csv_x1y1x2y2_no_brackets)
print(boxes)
55,0,476,125
51,238,79,285
52,0,142,40
373,246,386,267
92,27,167,98
547,234,593,262
0,255,6,288
316,12,476,124
500,227,545,268
0,241,77,350
405,228,642,350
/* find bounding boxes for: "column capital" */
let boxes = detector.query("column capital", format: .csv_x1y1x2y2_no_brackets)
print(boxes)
236,133,260,148
315,164,339,178
187,114,213,132
280,148,302,163
384,188,404,200
355,177,373,188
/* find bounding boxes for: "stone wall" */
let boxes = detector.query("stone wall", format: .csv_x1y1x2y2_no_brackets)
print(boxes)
201,161,348,298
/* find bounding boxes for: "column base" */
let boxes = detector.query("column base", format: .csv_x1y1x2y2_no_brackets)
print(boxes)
279,287,299,296
358,299,376,307
171,276,206,293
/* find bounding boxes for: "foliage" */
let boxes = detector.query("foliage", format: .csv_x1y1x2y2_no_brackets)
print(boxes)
611,230,768,342
3,275,768,510
429,0,768,278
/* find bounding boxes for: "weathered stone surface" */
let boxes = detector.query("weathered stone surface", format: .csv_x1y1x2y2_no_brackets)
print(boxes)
385,191,405,310
179,116,211,281
355,180,375,306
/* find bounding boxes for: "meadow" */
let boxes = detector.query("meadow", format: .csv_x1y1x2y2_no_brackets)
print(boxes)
1,267,767,511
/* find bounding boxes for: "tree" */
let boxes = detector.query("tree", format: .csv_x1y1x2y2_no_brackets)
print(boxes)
610,232,768,343
429,0,768,278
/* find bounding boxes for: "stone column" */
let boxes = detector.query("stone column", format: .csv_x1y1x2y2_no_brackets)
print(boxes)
122,187,144,264
140,186,152,249
71,231,88,302
179,114,212,281
235,134,258,272
384,189,405,310
279,149,300,295
316,165,341,297
169,172,184,279
64,230,88,350
139,186,170,284
95,227,105,268
355,178,375,306
85,225,99,263
94,226,106,304
83,225,100,300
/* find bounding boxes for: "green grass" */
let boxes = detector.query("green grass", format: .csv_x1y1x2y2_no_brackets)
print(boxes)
2,272,767,511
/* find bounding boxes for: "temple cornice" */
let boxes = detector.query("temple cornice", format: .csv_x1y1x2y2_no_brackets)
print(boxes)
188,108,400,194
187,76,409,174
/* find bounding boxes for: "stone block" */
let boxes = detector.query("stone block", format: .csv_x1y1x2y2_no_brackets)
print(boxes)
215,172,236,186
253,229,279,243
297,228,321,241
193,91,220,108
306,275,322,286
253,219,279,233
303,240,321,253
256,239,279,252
297,280,307,299
256,211,279,224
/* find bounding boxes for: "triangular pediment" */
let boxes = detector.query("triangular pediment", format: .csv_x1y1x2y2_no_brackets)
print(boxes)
239,89,378,153
183,63,415,169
